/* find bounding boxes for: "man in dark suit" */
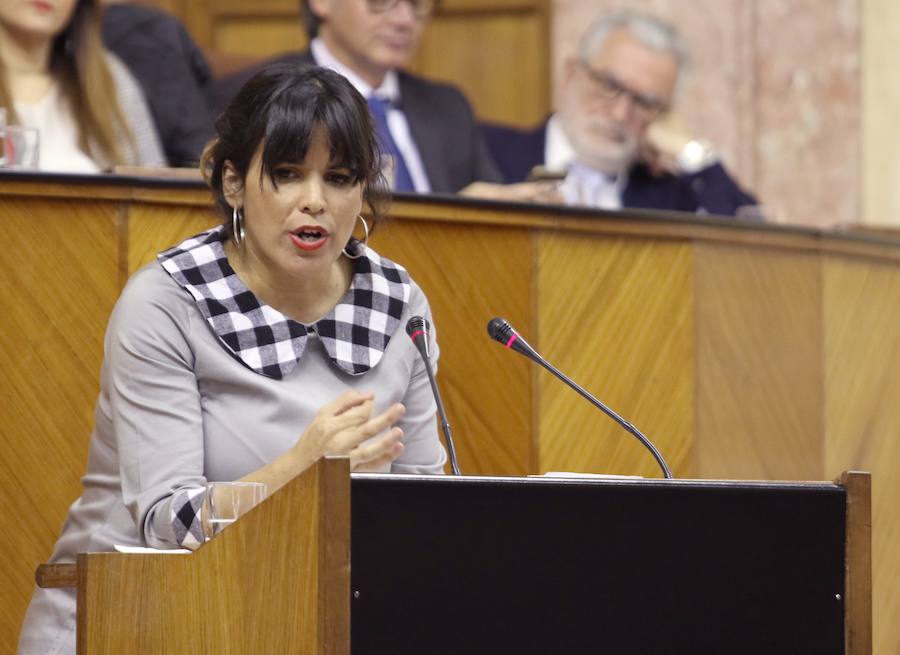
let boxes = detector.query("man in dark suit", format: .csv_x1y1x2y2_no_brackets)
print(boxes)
478,10,757,216
210,0,501,194
102,3,214,167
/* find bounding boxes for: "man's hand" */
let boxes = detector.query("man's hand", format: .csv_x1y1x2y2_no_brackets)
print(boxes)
641,112,714,176
459,181,563,205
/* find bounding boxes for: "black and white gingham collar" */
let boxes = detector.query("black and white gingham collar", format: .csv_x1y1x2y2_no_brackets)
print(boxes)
157,225,410,379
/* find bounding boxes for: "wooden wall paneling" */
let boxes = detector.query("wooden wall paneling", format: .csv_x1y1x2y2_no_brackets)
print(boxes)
412,0,551,125
370,218,535,476
126,202,219,275
823,257,900,655
536,233,694,478
6,178,899,651
694,243,824,480
162,0,307,60
212,18,307,59
0,197,121,654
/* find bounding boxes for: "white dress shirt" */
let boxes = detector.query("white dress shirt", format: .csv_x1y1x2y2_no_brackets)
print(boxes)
544,114,627,210
14,84,101,173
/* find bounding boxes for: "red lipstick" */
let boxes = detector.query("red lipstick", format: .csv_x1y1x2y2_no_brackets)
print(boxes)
290,225,329,252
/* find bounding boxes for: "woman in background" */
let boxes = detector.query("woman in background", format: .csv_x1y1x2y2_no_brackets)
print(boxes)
0,0,164,171
17,63,445,654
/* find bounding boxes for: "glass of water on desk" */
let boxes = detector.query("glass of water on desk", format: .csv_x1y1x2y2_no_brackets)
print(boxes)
0,108,6,166
203,481,267,540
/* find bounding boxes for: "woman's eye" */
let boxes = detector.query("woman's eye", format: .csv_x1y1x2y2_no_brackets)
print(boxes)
327,172,353,186
273,167,298,181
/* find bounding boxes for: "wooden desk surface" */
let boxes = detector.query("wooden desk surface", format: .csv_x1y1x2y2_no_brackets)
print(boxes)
1,171,897,654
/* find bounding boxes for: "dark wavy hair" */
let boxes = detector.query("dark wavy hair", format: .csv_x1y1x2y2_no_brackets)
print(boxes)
202,63,388,240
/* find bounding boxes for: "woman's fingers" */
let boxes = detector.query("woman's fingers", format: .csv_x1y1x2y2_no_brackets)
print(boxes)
319,390,373,417
330,403,405,454
350,428,405,471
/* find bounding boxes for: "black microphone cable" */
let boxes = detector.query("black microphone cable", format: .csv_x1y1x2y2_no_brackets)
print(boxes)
487,317,673,479
406,316,461,475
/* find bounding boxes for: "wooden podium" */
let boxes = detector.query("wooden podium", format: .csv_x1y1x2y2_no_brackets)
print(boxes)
4,171,895,652
38,461,871,654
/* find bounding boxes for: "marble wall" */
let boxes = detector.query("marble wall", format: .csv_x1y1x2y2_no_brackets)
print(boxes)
552,0,866,227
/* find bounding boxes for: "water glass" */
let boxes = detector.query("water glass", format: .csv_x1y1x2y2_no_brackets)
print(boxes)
0,108,6,166
203,481,268,540
4,125,40,169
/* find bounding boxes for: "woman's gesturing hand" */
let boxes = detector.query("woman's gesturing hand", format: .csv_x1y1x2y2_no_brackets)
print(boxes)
294,391,406,472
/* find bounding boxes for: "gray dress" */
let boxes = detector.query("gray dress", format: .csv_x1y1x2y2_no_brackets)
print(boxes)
17,231,445,654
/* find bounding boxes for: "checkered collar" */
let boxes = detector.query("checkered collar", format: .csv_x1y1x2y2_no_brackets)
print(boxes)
157,225,411,379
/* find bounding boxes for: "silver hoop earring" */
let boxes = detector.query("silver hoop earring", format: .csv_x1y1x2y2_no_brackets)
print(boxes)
232,206,245,248
342,215,369,260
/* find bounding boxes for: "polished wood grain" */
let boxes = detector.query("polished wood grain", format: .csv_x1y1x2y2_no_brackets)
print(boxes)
410,3,551,125
0,195,120,654
76,458,349,654
824,258,900,655
126,202,218,274
694,243,825,480
841,471,873,655
371,218,536,474
34,563,77,589
536,233,694,478
3,177,898,654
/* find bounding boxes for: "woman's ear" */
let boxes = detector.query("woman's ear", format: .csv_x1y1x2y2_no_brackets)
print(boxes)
222,161,244,208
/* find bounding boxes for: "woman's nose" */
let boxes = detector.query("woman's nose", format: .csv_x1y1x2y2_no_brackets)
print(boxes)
299,179,326,215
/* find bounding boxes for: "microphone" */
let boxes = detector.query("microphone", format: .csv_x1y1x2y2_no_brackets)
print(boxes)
406,316,461,475
486,318,673,479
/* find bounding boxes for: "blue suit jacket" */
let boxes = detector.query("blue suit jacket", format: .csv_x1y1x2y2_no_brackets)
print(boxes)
210,51,502,194
481,119,757,216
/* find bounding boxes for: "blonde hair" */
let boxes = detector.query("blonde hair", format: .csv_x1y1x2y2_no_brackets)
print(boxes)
0,0,136,167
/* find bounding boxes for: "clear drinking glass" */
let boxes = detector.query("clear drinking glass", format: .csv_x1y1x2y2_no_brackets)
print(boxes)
203,481,268,540
0,108,7,167
4,125,40,169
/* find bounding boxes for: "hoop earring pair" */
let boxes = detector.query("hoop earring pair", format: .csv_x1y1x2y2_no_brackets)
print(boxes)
342,215,369,259
232,206,245,248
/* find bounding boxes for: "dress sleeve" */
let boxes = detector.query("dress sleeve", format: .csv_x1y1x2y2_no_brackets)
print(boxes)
106,267,208,548
391,285,448,474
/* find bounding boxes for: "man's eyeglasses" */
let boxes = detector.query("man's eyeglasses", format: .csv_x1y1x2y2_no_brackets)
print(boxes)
577,61,669,120
367,0,439,19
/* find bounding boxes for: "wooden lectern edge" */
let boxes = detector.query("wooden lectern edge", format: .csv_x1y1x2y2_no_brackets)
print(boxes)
35,463,871,655
838,470,873,655
34,457,352,591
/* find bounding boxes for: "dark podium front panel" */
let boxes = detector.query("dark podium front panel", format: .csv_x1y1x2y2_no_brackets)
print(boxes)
350,475,845,655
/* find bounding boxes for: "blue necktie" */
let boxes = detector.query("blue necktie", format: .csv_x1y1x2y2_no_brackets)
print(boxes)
367,95,415,192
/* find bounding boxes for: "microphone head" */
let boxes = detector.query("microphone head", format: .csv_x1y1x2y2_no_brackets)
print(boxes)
487,317,540,361
406,315,427,337
487,317,514,344
405,315,431,357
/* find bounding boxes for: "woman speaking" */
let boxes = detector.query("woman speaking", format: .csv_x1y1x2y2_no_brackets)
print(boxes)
18,64,446,654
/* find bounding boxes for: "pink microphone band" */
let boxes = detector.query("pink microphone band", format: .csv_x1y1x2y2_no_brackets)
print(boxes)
505,334,518,349
409,329,426,342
